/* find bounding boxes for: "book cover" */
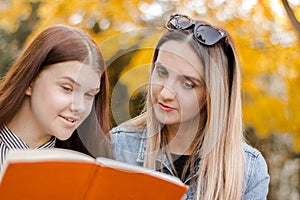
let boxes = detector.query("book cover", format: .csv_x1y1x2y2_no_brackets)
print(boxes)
0,149,188,200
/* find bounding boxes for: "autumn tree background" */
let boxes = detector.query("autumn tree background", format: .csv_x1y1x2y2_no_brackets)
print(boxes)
0,0,299,199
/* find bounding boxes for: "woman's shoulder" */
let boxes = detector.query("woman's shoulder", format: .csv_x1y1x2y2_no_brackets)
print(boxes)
243,143,262,158
242,143,270,198
110,124,145,136
243,142,268,171
109,123,147,144
110,114,147,137
109,124,147,164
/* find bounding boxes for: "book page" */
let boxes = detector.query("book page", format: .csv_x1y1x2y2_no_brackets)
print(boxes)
0,148,95,180
5,148,94,162
96,157,184,186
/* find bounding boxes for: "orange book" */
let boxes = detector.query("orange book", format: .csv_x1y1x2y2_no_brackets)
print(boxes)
0,149,188,200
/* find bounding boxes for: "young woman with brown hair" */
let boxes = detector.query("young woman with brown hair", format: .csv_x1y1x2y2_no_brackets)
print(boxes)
0,25,111,171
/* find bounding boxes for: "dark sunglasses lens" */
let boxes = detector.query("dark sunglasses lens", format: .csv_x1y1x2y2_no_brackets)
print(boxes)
167,16,192,30
195,25,223,45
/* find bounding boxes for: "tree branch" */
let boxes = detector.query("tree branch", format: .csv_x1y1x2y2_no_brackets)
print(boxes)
281,0,300,36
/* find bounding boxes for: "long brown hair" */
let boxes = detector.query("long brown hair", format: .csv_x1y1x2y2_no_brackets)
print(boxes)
0,25,110,157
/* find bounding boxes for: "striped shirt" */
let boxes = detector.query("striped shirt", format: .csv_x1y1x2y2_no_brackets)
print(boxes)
0,125,56,172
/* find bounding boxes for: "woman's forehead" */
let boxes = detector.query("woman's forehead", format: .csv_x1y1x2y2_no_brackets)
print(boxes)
157,40,204,77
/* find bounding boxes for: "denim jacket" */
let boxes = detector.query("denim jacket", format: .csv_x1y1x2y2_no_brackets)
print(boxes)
110,125,270,200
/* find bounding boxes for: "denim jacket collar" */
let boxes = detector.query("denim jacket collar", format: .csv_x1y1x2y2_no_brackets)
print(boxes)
135,129,171,166
135,129,199,184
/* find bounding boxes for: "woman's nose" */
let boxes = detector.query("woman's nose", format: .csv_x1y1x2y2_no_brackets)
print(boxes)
160,84,176,100
70,94,86,114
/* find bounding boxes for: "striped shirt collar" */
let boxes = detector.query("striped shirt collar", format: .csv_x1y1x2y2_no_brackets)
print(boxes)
0,125,56,150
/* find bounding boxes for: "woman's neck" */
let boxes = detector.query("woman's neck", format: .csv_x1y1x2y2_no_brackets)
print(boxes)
165,113,206,155
165,122,199,155
7,101,52,148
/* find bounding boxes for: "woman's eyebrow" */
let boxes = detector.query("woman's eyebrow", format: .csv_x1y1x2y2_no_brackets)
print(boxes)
89,88,100,93
155,61,202,84
58,76,80,86
182,75,202,84
59,76,100,92
154,62,167,70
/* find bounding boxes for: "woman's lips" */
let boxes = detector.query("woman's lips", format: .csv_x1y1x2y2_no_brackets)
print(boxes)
158,102,175,112
59,115,78,127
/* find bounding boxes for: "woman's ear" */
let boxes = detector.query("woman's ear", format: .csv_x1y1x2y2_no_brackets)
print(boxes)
25,84,33,96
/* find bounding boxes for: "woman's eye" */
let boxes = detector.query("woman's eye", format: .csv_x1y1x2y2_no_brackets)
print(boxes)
85,93,95,99
62,86,73,92
157,69,168,77
183,81,194,89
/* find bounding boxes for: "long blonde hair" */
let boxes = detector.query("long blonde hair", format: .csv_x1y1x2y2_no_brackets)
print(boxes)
128,28,245,199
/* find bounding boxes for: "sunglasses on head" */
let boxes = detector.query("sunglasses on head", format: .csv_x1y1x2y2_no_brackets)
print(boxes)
166,13,227,46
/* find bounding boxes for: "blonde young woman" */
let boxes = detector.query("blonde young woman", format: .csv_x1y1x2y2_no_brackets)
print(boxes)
110,14,270,200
